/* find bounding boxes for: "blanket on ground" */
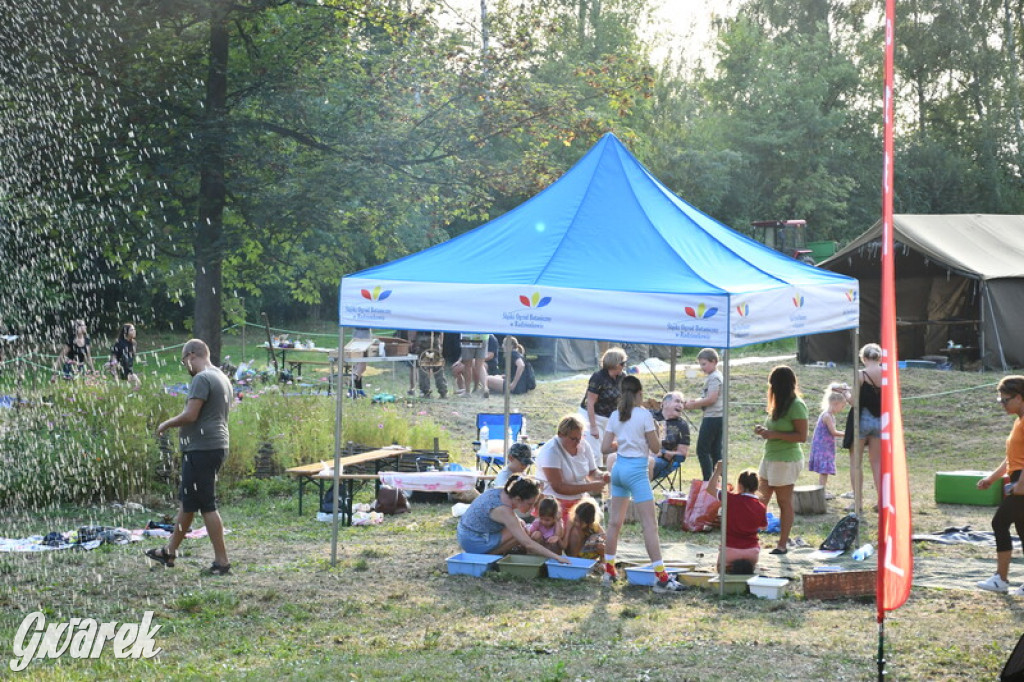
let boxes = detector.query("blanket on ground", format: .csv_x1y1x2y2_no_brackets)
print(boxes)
0,526,229,552
615,539,1001,591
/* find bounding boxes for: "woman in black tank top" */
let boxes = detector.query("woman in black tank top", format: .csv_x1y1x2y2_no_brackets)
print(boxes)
850,343,884,515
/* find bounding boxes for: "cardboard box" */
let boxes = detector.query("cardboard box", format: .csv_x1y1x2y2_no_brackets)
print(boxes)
343,338,374,360
376,336,410,356
934,470,1003,506
802,569,876,600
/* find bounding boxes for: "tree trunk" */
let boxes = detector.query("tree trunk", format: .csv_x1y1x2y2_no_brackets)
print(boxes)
194,1,229,365
1007,0,1024,172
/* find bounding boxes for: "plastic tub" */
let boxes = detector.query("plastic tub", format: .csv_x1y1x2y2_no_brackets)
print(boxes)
545,556,596,581
447,552,501,577
747,576,790,599
678,571,714,588
708,574,751,595
497,554,547,578
624,563,697,586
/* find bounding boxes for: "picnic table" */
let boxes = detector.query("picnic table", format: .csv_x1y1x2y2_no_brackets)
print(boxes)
286,446,411,515
287,448,494,525
262,343,339,387
312,470,495,526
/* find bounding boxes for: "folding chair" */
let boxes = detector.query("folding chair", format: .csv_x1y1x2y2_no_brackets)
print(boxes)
473,412,525,474
650,456,685,493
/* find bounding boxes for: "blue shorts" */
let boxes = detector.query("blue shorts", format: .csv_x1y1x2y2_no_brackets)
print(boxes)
860,408,882,438
610,456,654,503
457,525,503,554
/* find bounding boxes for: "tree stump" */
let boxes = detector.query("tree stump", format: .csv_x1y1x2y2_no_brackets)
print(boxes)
604,499,640,524
792,484,827,515
254,441,279,479
156,434,176,486
660,499,686,529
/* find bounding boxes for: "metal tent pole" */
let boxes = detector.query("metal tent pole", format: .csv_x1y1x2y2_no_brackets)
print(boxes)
330,324,345,567
502,335,512,455
718,348,730,596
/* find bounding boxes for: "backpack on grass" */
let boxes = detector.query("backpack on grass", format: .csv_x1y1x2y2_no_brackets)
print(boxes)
371,485,410,515
820,513,860,552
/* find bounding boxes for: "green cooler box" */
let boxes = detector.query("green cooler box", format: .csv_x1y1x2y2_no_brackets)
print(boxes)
934,470,1003,506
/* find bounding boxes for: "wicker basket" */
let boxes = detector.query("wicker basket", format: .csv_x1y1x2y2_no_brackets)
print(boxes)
802,569,876,600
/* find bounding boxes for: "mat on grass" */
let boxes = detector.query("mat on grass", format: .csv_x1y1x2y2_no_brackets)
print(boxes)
616,540,996,591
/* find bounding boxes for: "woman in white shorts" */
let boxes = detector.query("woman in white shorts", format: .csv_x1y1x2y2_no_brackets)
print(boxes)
754,365,808,555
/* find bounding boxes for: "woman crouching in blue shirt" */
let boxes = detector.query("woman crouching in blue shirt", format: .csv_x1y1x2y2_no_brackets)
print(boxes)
457,475,569,564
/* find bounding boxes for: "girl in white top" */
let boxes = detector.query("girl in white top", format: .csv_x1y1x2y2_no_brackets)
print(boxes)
600,375,686,593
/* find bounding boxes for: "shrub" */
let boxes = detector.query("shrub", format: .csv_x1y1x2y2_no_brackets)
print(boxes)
0,377,459,507
0,379,180,508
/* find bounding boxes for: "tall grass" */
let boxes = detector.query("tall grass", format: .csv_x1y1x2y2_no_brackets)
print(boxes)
0,379,181,507
0,370,460,507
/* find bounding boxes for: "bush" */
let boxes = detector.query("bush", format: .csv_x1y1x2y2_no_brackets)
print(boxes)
0,377,459,507
0,379,180,508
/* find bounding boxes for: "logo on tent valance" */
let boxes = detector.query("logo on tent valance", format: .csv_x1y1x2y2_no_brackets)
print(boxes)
360,286,392,302
518,292,551,308
684,303,719,320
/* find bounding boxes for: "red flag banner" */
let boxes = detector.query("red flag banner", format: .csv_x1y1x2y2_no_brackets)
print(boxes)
877,0,913,618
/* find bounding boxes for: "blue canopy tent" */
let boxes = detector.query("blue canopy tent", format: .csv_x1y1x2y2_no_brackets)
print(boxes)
331,133,860,586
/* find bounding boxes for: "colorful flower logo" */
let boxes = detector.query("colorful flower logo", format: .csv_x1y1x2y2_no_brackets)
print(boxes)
792,295,804,308
685,303,719,319
735,303,749,317
360,286,391,301
845,289,857,302
519,292,551,308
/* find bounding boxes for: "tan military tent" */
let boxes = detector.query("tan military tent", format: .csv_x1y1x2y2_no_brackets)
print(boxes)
800,214,1024,370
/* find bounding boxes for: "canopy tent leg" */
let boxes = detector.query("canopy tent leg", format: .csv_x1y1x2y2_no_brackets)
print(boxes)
502,336,513,456
717,349,730,596
669,346,677,391
331,325,345,567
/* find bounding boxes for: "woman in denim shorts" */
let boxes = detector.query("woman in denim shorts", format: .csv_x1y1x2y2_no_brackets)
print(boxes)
456,475,570,564
851,343,883,515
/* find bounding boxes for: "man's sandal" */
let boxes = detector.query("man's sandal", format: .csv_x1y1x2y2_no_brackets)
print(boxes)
205,562,231,576
145,548,175,567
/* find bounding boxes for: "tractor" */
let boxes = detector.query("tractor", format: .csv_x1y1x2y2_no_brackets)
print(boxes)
751,219,835,265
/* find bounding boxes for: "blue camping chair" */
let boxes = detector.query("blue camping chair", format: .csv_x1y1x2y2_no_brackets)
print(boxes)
650,454,685,493
474,412,525,474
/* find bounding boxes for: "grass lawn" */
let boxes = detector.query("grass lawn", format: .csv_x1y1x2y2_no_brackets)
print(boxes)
1,341,1022,680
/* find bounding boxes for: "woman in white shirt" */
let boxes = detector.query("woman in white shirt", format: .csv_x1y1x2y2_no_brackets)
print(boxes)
535,414,610,527
600,375,686,593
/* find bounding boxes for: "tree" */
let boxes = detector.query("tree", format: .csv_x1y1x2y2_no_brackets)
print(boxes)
0,0,151,340
696,1,877,242
93,0,659,361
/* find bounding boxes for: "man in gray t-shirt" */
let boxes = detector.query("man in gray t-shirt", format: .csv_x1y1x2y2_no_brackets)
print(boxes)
148,339,233,575
180,366,231,452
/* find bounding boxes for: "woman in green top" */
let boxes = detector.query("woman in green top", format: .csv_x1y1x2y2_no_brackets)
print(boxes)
754,366,808,555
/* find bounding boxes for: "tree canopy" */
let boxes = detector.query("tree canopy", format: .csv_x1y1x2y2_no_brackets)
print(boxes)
2,0,1022,352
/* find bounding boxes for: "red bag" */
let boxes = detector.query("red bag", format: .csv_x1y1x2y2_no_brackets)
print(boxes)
682,479,721,532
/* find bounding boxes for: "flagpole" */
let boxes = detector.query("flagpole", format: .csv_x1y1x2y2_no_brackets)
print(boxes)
877,0,914,678
877,620,886,681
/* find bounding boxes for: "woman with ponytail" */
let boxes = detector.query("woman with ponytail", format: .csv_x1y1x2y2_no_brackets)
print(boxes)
600,376,687,593
456,474,570,563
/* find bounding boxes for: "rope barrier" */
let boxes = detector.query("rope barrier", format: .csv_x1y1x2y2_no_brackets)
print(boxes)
240,320,337,338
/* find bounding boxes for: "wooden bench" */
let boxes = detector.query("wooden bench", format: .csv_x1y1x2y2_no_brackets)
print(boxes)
286,446,410,515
